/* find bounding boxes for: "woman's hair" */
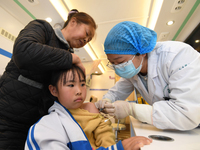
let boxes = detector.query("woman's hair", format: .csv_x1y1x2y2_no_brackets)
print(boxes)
49,65,86,90
63,9,97,30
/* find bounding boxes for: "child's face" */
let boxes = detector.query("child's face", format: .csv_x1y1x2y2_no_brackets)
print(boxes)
49,70,86,109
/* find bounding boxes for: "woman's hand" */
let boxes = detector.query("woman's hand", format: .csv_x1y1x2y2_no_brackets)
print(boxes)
122,136,152,150
71,53,85,74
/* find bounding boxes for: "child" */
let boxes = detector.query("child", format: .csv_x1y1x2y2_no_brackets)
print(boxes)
25,65,152,150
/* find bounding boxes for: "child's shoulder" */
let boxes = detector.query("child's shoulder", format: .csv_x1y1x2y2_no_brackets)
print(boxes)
81,102,99,114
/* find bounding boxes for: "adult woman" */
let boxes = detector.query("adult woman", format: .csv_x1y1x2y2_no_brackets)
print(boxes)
95,21,200,131
0,9,97,149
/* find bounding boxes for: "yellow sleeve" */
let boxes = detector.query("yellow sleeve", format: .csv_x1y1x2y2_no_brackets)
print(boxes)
94,118,116,148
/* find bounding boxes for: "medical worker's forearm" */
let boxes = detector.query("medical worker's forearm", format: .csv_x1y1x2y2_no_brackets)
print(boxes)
134,104,153,125
112,101,153,125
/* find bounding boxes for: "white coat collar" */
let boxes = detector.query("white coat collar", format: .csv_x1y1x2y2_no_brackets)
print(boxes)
132,44,160,104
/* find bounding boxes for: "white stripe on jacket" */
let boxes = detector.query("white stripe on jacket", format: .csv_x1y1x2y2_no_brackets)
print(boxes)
25,101,124,150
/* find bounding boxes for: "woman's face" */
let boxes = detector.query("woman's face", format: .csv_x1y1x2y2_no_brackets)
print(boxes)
107,54,140,67
107,54,147,73
63,18,95,48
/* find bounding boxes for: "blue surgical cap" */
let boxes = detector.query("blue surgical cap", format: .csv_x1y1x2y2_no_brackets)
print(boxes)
104,21,157,55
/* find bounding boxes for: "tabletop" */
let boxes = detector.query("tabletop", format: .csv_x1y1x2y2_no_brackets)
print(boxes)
129,116,200,150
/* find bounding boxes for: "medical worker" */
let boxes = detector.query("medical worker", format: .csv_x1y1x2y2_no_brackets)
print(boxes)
95,21,200,131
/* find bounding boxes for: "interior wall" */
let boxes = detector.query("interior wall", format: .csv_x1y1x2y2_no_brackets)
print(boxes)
85,70,115,102
0,6,24,75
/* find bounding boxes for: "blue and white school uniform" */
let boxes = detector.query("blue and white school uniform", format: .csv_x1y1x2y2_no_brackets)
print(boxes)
25,101,124,150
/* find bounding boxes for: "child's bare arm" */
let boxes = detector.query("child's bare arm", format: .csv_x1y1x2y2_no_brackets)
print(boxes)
122,136,152,150
81,102,99,113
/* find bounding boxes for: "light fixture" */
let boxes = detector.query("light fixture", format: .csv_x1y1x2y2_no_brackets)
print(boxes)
147,0,164,30
195,40,200,43
49,0,68,21
98,64,105,74
84,44,97,61
84,44,105,73
167,20,174,26
45,17,52,23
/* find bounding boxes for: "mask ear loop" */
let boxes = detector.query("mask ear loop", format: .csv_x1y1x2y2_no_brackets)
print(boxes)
140,57,144,65
131,55,135,61
136,56,144,69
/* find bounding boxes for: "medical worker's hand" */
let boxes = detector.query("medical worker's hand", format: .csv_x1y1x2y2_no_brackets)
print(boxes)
122,136,152,150
94,98,112,110
112,100,136,119
113,100,153,124
95,100,135,117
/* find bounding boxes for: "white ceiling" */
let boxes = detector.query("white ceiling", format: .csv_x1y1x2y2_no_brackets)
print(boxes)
0,0,199,75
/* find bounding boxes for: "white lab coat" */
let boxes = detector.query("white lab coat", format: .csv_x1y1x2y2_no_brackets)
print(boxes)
103,41,200,130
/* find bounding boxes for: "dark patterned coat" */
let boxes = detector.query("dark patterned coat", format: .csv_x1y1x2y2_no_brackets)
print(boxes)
0,19,73,150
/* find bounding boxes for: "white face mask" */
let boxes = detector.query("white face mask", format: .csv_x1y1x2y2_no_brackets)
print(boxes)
114,56,143,78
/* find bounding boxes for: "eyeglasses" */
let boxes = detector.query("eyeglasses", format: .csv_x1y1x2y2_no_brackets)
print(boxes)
106,55,135,70
106,62,115,70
